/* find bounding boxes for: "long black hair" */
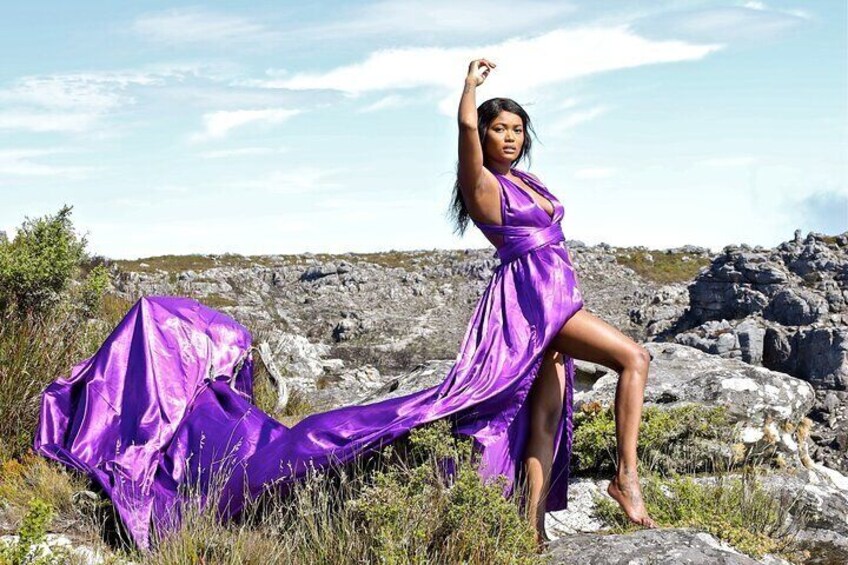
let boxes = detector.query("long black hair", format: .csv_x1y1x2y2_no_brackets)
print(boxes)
448,97,537,236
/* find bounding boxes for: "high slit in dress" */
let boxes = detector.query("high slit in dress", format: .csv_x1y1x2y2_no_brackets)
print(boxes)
34,166,585,549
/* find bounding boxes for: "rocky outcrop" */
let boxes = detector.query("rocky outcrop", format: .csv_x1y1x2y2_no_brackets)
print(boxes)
763,325,847,390
355,340,847,563
111,230,847,475
362,342,817,472
658,231,848,392
107,229,847,561
576,342,816,466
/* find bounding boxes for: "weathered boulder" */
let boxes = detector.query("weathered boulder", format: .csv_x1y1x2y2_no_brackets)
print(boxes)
675,318,767,364
576,343,816,465
763,325,848,390
545,527,790,564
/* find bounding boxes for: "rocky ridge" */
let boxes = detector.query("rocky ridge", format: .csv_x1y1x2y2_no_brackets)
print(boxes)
104,229,847,563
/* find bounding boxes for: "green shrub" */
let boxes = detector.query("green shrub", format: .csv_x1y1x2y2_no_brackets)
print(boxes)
572,402,734,475
613,250,713,284
0,497,70,565
0,205,86,316
137,419,542,564
0,208,121,459
345,419,539,564
77,264,110,317
593,467,806,562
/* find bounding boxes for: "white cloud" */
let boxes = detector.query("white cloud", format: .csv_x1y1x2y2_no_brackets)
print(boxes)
0,148,101,179
0,110,101,133
198,146,289,159
112,197,153,209
548,104,610,135
740,1,812,19
152,185,191,193
250,24,721,118
558,97,580,109
296,0,578,39
132,7,282,46
357,95,410,113
646,3,813,43
0,66,212,134
574,167,616,179
225,167,349,195
189,108,302,142
258,25,721,93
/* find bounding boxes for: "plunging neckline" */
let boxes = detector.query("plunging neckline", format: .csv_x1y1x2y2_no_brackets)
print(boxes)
499,170,555,221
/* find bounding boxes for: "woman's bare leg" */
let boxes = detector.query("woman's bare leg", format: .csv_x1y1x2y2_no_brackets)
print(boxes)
524,347,566,547
548,308,658,528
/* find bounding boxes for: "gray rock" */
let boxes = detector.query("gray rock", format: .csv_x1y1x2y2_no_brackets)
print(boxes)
764,288,829,325
764,325,848,390
578,343,815,464
545,527,780,564
674,318,767,364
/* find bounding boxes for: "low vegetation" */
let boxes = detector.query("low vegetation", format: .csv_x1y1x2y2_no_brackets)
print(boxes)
592,465,809,562
142,419,540,564
0,206,814,563
572,402,740,476
614,249,712,284
575,402,810,562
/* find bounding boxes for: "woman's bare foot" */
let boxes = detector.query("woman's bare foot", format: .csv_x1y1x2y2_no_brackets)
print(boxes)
607,469,658,528
533,529,552,554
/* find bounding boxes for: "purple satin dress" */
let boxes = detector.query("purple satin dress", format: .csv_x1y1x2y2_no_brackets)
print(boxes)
34,167,584,549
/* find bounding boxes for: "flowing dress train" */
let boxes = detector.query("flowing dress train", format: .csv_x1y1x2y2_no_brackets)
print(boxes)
34,167,584,549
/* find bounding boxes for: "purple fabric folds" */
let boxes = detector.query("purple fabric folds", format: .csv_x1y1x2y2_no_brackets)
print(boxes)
34,167,584,550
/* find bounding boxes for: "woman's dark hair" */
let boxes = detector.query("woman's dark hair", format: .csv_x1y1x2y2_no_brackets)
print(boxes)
448,97,537,236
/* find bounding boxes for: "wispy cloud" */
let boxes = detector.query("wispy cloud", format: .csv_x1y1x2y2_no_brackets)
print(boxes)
741,1,812,20
293,0,578,40
132,7,283,46
796,190,848,234
643,2,814,43
189,108,302,142
152,184,191,193
198,146,289,159
574,167,617,179
0,111,100,133
0,148,101,179
548,104,610,135
225,166,349,195
357,95,411,113
0,66,214,134
252,25,722,104
558,97,581,109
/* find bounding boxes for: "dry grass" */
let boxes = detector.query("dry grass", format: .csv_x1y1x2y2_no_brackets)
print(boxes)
0,304,120,460
124,419,541,564
614,249,713,284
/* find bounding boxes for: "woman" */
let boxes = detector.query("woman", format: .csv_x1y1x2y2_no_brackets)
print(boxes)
452,58,657,546
34,59,657,553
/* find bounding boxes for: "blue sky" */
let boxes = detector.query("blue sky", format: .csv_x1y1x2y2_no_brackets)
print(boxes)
1,0,844,259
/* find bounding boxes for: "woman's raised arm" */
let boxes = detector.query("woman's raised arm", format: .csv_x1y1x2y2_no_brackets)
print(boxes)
457,59,495,197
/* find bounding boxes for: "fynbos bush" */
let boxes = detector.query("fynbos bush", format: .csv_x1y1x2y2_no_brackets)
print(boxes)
0,205,87,316
0,206,116,459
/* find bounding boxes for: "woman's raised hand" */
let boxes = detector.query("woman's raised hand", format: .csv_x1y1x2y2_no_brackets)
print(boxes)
466,59,496,86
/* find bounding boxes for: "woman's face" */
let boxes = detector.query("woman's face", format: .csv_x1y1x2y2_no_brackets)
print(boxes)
484,111,524,165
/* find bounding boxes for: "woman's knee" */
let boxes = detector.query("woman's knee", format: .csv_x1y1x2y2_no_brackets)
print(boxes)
622,345,651,375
